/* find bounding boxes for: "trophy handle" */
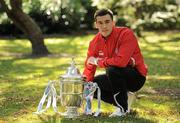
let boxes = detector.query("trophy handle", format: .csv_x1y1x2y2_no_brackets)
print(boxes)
59,80,63,104
83,82,101,116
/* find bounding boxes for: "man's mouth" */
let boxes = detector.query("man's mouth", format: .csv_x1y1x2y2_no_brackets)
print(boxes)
102,30,108,33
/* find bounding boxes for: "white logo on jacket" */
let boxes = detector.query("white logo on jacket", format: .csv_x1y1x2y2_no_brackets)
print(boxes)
98,50,104,57
115,48,118,55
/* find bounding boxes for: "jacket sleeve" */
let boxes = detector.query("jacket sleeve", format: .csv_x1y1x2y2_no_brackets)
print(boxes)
97,29,138,68
83,40,97,82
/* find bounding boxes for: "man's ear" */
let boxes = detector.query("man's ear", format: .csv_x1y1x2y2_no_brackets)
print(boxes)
113,21,115,26
94,22,98,28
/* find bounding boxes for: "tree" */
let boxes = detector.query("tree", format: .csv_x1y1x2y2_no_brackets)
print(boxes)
0,0,50,56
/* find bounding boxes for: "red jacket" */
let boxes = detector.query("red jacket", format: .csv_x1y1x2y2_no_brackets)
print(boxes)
83,27,148,81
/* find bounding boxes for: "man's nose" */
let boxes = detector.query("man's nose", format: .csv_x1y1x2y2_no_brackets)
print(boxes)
102,23,107,28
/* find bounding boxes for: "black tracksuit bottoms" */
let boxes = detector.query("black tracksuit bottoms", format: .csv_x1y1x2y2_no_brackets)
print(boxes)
93,66,146,112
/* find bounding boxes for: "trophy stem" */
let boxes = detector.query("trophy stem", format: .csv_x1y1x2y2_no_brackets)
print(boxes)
61,107,79,118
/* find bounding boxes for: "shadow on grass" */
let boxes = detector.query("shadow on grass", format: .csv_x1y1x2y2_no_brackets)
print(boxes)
159,37,180,43
0,34,90,57
0,55,72,118
37,114,156,123
0,55,156,123
142,40,180,61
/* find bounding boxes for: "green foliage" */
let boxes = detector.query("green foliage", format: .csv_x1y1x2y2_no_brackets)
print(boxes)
93,0,180,32
0,0,179,34
27,0,88,33
0,0,89,34
0,31,179,122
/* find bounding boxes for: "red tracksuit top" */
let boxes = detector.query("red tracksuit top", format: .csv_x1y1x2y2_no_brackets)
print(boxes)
83,27,148,81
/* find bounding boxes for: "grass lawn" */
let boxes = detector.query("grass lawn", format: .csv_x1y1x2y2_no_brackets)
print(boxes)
0,31,179,123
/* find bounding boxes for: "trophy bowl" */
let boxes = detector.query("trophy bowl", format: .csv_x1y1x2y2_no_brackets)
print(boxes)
60,59,84,118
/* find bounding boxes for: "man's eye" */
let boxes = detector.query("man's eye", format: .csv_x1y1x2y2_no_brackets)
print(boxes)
105,21,110,24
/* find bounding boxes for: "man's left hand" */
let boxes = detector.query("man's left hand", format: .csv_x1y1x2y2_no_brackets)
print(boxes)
128,57,136,67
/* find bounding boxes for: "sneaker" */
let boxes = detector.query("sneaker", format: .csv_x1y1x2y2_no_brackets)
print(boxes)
84,109,92,115
109,108,126,117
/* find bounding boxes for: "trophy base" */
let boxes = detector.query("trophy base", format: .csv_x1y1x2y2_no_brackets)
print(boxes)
61,107,80,118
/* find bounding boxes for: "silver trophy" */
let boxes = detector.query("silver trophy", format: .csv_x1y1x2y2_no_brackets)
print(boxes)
59,59,84,118
35,59,101,118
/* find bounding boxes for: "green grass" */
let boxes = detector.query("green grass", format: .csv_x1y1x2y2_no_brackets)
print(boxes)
0,30,179,123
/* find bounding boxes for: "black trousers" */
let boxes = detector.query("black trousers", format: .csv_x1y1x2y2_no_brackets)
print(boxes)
93,66,146,112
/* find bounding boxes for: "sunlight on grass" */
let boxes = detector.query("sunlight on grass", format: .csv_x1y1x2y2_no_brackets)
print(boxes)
0,39,31,53
135,95,179,122
44,35,93,55
148,75,179,80
138,98,171,112
147,53,165,58
145,35,168,43
45,38,66,44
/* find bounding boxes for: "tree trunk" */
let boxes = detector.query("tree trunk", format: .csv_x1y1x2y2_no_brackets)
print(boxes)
0,0,50,56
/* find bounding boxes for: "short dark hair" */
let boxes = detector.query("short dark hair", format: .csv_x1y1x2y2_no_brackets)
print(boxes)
94,8,113,21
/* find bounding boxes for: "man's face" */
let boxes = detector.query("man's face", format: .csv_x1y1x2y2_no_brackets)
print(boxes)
95,14,114,37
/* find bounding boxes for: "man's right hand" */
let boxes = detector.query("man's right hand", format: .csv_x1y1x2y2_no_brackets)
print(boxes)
87,56,98,66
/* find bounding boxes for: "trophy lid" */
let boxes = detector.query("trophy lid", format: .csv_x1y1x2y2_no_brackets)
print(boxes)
61,58,82,79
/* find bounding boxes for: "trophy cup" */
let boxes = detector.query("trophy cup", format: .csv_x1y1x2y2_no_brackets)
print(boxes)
59,59,84,118
35,59,101,118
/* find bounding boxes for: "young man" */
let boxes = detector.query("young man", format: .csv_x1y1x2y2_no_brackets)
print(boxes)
83,8,148,117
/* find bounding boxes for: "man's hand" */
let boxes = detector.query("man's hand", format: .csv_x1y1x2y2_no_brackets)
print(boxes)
82,75,87,82
87,56,98,66
128,57,136,67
